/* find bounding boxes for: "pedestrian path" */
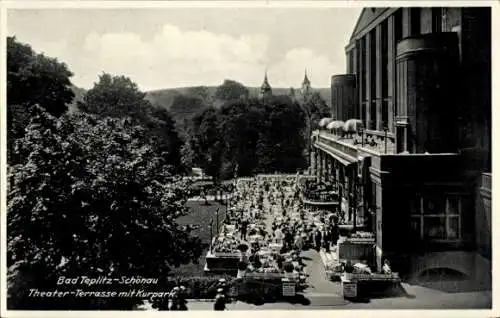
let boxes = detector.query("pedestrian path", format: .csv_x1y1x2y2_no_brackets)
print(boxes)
300,249,342,295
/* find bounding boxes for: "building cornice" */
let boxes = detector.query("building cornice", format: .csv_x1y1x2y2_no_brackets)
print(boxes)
345,7,399,52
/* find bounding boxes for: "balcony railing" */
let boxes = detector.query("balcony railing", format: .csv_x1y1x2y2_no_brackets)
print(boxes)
316,129,396,155
317,131,358,158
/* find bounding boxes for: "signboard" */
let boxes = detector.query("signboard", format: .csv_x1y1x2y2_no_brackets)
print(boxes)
282,279,296,296
342,281,357,298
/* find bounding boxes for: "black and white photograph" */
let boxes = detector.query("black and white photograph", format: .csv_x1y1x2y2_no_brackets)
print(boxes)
1,1,495,315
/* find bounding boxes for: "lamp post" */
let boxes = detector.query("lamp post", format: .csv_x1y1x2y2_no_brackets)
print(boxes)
216,208,220,236
209,220,213,253
359,127,365,147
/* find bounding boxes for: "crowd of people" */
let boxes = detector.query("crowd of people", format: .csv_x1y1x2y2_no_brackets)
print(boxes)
207,175,351,307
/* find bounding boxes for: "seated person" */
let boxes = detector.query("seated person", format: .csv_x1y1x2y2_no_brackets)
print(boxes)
382,259,392,274
353,262,372,275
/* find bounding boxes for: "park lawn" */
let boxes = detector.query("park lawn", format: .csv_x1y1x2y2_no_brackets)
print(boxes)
170,200,227,276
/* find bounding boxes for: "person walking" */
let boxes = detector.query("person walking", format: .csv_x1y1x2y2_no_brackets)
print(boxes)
314,228,322,252
240,218,249,240
214,289,227,311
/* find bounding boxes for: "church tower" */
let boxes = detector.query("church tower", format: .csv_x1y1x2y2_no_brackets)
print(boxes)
259,69,273,99
301,69,312,100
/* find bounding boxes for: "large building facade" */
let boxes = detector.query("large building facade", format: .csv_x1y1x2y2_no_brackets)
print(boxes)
312,7,491,288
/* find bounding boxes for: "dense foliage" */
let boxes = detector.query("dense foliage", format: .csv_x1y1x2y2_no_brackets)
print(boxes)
214,79,249,102
7,36,75,164
7,36,75,117
189,94,308,180
6,39,203,309
78,73,184,173
7,107,203,309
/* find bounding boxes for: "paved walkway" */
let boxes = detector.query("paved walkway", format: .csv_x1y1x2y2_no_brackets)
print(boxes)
300,249,341,295
176,286,491,310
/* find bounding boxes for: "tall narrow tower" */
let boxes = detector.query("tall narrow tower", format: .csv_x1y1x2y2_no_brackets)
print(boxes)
301,69,312,100
259,69,273,99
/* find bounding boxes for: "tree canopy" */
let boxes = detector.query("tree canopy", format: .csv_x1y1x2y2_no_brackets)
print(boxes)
7,36,75,117
7,37,75,164
78,73,150,121
189,95,307,180
8,106,202,309
78,73,184,173
7,40,203,310
214,79,249,102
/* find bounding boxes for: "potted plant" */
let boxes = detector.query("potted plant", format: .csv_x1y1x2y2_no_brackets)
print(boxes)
283,262,294,273
343,261,355,280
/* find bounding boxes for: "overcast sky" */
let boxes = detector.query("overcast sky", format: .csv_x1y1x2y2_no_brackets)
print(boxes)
8,8,361,91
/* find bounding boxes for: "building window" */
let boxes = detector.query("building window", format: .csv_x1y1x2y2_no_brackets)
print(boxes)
410,194,462,242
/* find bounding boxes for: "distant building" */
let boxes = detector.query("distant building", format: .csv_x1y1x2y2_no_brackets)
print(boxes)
312,7,491,289
300,70,312,101
259,70,273,99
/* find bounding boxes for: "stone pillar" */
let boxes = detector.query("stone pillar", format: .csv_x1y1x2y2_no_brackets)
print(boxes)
325,157,330,182
357,39,364,123
319,152,324,182
365,32,371,130
402,7,412,38
387,15,395,133
332,75,357,121
310,149,316,175
352,46,358,119
350,167,356,229
375,24,383,131
324,154,328,182
316,152,320,181
375,183,383,272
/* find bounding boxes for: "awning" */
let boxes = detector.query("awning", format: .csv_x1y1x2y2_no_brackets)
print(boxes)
343,119,364,132
326,120,345,130
319,117,334,128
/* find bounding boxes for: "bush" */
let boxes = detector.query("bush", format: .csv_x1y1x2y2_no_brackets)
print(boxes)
283,262,294,273
166,275,234,298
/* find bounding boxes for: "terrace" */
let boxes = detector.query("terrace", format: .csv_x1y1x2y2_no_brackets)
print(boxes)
313,129,396,157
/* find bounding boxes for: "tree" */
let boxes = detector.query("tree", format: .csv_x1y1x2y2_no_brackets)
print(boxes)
169,94,208,137
186,86,212,104
7,37,75,164
214,79,249,102
7,106,203,309
7,36,75,117
78,73,151,122
299,91,329,162
148,107,184,174
190,107,224,182
304,91,330,129
78,73,185,173
256,95,307,173
218,100,261,177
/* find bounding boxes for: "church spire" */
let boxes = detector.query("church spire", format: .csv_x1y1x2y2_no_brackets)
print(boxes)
301,69,311,99
260,68,272,99
303,69,310,86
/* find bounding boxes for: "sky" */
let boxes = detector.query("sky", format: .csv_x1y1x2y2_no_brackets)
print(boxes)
7,7,361,91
